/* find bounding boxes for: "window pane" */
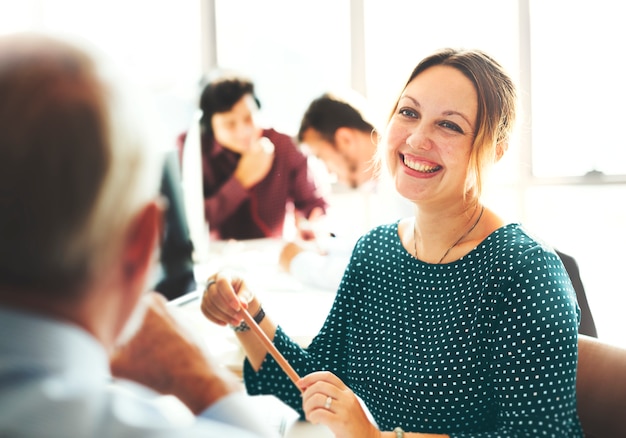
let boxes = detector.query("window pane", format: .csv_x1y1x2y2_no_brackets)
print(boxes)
214,0,352,136
1,0,203,145
524,185,626,347
530,0,626,177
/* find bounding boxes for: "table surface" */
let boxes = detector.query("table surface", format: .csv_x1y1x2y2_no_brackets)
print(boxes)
170,237,337,437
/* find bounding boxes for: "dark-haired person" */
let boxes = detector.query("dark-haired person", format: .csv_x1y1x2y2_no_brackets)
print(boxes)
177,76,327,241
279,92,412,290
297,92,379,190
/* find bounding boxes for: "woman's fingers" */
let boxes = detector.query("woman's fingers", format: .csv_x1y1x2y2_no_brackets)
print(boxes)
298,370,379,438
200,273,250,326
299,371,347,420
298,370,346,392
301,383,339,415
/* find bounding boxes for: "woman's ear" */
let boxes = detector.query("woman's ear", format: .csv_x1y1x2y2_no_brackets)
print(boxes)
495,141,508,162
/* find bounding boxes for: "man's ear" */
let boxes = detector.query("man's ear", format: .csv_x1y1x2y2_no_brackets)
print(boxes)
121,198,165,289
333,127,355,153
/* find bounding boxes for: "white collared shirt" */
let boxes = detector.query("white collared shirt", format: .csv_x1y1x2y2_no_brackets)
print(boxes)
0,306,276,438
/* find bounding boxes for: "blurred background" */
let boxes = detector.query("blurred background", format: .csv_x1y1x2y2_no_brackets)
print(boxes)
1,0,624,347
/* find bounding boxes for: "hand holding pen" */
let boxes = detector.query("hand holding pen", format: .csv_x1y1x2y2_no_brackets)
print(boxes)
200,272,301,389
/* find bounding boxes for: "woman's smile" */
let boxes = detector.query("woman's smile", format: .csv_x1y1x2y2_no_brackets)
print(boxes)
401,152,442,174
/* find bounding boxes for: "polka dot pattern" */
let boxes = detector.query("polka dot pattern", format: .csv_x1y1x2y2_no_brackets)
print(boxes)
244,223,583,436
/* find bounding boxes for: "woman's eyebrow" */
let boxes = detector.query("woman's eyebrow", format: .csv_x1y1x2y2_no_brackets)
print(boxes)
443,110,473,128
399,95,420,108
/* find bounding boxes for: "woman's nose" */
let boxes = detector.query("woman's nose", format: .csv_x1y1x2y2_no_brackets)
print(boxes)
406,124,432,151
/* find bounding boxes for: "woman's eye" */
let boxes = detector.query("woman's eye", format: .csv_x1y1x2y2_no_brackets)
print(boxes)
440,120,463,134
398,107,418,118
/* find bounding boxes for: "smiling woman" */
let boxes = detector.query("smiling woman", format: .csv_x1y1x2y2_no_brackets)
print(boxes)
4,0,624,351
201,48,584,437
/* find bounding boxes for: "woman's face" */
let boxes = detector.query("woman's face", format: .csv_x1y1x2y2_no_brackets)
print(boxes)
384,65,478,206
211,94,260,153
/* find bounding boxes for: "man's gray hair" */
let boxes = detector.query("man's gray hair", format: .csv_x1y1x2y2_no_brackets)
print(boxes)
0,33,162,297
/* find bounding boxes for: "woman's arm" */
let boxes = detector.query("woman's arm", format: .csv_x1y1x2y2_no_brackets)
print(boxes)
479,246,581,437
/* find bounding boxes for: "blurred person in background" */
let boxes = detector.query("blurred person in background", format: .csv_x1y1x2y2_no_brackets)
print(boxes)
177,76,327,241
280,92,412,290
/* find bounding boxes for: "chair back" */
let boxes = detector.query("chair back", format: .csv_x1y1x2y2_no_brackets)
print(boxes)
577,335,626,437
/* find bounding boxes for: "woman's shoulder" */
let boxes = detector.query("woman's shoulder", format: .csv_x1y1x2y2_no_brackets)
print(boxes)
364,220,401,236
353,221,402,249
488,223,550,247
484,223,561,264
343,221,407,270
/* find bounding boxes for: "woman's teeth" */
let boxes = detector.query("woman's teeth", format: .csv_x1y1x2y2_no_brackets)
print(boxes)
403,155,441,173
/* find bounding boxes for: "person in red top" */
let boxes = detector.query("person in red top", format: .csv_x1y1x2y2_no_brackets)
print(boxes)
177,76,327,241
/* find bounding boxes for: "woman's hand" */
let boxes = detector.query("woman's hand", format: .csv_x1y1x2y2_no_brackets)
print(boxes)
200,272,257,328
298,371,380,438
200,271,276,371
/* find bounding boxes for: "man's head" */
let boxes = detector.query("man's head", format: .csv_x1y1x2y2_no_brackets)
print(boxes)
199,76,262,154
298,92,379,188
0,33,162,334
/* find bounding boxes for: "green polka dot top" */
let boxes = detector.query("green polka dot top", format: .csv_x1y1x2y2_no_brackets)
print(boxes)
244,222,584,437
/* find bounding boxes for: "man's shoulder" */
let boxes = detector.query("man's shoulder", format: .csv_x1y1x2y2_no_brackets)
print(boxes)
262,128,297,150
